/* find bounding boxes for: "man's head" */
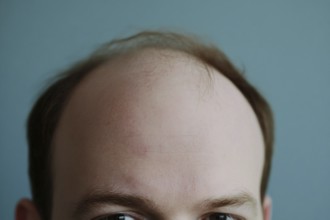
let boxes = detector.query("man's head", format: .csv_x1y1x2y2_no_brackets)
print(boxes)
17,31,274,220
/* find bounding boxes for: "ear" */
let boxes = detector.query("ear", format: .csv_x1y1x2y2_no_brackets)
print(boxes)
262,195,272,220
15,198,41,220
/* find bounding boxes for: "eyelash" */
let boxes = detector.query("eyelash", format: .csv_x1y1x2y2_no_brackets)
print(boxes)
93,212,244,220
93,213,145,220
202,212,244,220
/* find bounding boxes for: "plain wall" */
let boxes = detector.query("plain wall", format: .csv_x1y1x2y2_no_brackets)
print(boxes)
1,1,329,219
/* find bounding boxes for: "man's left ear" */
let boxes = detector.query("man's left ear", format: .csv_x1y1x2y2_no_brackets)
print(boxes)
15,198,41,220
263,195,272,220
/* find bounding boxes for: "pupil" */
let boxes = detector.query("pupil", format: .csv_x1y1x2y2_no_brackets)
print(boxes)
211,213,227,220
114,214,126,220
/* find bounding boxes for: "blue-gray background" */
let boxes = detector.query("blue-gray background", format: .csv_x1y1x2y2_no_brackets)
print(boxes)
1,1,329,219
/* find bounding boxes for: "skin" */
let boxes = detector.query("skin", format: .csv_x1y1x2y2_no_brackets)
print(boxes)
16,49,271,220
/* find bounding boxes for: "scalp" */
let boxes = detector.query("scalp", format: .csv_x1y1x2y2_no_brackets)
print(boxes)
53,48,218,139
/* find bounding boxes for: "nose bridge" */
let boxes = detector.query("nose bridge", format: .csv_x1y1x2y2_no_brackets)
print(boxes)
156,180,202,220
160,211,196,220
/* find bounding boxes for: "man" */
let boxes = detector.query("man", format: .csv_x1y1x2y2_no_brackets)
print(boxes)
16,31,274,220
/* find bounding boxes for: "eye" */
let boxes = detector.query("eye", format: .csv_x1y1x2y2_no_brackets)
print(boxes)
95,213,144,220
204,212,242,220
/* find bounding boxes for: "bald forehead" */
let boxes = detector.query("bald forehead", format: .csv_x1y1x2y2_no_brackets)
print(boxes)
59,49,234,133
54,48,262,145
51,48,265,209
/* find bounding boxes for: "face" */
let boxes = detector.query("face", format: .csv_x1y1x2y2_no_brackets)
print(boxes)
51,49,265,220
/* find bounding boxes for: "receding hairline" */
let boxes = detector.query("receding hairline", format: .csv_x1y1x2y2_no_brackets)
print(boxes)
53,46,261,142
72,47,216,95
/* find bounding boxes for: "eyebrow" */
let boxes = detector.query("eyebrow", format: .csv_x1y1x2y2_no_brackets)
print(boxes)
73,190,257,219
73,190,162,219
199,191,257,211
